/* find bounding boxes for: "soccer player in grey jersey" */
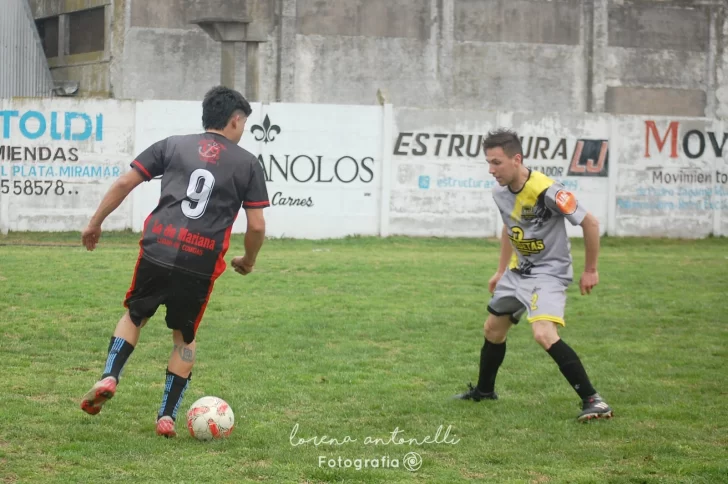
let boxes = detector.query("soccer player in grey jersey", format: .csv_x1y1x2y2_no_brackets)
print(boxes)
455,129,613,422
79,86,270,436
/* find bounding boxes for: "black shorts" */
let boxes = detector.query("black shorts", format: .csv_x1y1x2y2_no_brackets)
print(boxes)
123,256,215,344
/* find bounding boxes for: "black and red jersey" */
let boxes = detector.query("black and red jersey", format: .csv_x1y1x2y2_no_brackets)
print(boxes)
131,132,269,279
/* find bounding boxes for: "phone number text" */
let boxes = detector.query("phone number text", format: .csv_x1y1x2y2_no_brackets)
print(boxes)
0,179,72,196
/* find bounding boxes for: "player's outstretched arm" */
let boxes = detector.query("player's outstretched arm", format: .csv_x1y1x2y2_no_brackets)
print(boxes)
488,224,513,293
81,169,146,251
231,208,266,276
579,212,600,295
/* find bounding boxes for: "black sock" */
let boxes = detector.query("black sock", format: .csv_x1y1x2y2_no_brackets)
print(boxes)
546,339,596,399
158,369,191,421
476,339,506,393
101,336,135,382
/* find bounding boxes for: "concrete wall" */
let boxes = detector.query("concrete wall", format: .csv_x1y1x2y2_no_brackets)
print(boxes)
0,98,136,232
131,100,383,238
27,0,728,120
2,98,726,238
387,108,613,238
718,7,728,120
613,116,728,237
600,0,719,117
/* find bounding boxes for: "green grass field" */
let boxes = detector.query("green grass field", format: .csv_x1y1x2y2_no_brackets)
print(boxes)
0,232,726,483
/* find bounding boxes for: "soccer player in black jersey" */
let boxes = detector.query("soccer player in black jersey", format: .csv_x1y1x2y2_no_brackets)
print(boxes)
79,86,269,437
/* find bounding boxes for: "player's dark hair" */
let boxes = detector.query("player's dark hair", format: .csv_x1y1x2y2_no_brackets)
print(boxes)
482,129,523,158
202,86,252,130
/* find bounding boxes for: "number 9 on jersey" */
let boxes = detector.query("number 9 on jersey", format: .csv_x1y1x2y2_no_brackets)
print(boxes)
182,168,215,219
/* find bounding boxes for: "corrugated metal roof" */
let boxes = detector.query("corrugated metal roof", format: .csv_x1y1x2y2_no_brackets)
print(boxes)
0,0,55,98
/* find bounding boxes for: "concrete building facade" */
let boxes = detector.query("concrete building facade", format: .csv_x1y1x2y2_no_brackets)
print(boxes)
27,0,728,119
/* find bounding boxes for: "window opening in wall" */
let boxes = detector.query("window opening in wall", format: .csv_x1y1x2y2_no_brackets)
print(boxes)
68,7,105,55
35,16,59,58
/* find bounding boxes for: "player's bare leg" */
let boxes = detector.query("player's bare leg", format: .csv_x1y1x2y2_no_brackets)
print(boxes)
531,320,560,349
156,330,195,437
168,330,196,378
112,310,146,346
455,314,512,401
81,312,147,415
533,319,613,421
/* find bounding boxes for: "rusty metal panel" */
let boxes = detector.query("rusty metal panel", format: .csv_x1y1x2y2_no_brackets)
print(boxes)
0,0,55,98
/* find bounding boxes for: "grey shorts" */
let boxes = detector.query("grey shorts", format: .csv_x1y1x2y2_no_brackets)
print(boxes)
487,270,569,326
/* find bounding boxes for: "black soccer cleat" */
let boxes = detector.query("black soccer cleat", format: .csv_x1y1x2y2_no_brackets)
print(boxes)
453,383,498,402
578,393,613,422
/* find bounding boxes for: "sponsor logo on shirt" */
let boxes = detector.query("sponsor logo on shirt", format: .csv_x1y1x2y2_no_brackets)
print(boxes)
555,190,577,215
509,226,545,256
198,140,226,164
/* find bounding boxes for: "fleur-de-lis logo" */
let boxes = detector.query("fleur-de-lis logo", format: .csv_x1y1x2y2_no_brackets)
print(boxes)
251,115,281,143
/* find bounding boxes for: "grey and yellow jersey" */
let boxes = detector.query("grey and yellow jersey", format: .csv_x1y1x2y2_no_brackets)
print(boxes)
492,169,586,281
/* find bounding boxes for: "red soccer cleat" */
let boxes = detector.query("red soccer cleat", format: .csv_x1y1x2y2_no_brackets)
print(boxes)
80,376,117,415
156,416,177,438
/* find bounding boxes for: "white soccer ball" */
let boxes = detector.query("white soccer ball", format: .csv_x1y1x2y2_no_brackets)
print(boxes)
186,396,235,441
